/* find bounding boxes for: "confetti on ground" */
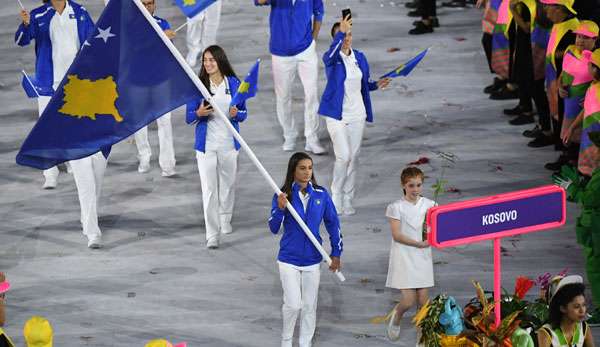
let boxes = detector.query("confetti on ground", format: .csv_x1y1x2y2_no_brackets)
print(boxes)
453,37,467,41
387,47,401,53
408,156,430,165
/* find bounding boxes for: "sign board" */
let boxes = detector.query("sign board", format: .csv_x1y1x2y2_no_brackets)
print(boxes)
427,185,566,248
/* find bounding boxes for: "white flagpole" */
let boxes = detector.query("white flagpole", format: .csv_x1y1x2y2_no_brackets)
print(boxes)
173,21,188,33
16,0,25,10
21,69,40,98
132,0,345,282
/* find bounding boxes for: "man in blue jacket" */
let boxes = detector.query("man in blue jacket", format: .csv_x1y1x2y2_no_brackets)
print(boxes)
16,0,94,189
255,0,327,154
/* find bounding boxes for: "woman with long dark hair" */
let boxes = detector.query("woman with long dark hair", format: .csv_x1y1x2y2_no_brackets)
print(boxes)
537,275,595,347
268,152,343,347
186,45,248,249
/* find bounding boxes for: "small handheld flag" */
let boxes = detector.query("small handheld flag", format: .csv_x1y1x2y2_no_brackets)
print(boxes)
380,48,429,78
21,70,40,98
174,0,216,18
230,59,260,107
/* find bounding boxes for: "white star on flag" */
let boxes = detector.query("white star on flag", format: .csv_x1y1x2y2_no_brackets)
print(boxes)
95,27,116,43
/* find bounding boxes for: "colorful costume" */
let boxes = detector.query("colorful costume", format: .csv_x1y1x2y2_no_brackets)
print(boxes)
544,16,579,116
490,0,512,79
580,80,600,176
553,131,600,308
559,21,598,146
530,3,550,82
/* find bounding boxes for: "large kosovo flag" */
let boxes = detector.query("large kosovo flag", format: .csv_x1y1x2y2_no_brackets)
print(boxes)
17,0,200,170
174,0,216,18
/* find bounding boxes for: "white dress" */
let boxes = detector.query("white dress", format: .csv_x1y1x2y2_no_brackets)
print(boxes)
385,196,435,289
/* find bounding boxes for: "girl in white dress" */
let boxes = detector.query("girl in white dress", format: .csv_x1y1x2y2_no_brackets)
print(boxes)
385,167,435,341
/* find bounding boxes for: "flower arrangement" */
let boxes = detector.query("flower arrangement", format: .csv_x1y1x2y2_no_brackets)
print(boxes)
422,151,457,241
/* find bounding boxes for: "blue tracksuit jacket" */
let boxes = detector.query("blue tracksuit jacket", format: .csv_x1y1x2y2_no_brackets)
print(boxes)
14,1,95,96
185,75,248,152
269,182,343,266
254,0,324,57
318,31,378,122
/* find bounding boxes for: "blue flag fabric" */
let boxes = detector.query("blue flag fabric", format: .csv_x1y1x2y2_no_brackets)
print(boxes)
230,59,260,107
174,0,216,18
16,0,200,170
380,48,429,78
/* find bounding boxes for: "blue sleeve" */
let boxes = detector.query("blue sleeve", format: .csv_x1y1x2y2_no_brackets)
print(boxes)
15,21,34,46
254,0,271,6
162,20,171,30
313,0,324,22
232,100,248,122
323,192,343,257
186,99,206,124
322,31,344,67
269,194,285,234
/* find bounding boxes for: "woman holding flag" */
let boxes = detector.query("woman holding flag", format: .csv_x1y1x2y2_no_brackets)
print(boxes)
186,45,248,249
318,14,391,215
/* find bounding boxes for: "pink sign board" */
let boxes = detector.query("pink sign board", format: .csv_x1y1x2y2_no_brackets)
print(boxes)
427,185,566,248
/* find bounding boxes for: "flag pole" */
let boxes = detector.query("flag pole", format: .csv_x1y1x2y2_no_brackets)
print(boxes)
21,70,40,98
173,21,188,33
16,0,25,10
132,0,345,282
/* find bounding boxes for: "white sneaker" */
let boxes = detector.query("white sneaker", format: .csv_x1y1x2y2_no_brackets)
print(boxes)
206,238,219,249
282,138,296,152
138,161,150,173
221,223,233,235
305,138,327,155
343,196,356,215
42,178,57,189
161,168,177,177
87,236,103,249
386,308,402,341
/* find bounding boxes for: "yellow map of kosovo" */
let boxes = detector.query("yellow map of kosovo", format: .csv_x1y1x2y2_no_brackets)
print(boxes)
59,75,123,122
183,0,196,5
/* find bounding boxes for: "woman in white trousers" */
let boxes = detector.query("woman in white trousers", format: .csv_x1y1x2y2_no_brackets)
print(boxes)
318,15,390,215
269,152,343,347
185,45,248,249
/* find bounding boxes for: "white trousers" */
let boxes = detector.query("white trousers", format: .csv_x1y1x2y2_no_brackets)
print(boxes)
196,149,238,243
278,261,321,347
69,152,107,239
133,112,176,170
326,118,365,201
271,41,320,142
186,1,222,64
37,96,59,182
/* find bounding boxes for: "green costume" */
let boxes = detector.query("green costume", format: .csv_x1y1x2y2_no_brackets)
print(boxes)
553,132,600,317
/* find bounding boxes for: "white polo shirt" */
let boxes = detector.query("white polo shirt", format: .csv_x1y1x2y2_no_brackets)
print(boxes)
340,49,367,123
49,2,80,88
206,78,235,152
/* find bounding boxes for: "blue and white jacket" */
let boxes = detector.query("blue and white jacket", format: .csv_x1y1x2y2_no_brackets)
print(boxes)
269,182,343,267
14,1,95,96
254,0,324,57
318,31,378,123
185,75,248,153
